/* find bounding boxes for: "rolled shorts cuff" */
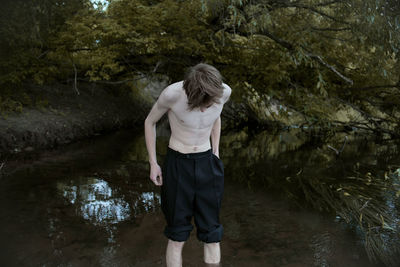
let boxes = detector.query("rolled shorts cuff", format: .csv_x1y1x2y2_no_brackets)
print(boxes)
163,224,194,242
197,224,224,243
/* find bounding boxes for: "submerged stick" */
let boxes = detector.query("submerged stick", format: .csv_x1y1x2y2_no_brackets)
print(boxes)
327,135,348,155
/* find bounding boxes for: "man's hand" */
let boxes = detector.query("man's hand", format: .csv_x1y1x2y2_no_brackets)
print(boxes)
150,162,163,186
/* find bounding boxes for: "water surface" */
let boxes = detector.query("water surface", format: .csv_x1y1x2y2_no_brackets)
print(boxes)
0,127,398,266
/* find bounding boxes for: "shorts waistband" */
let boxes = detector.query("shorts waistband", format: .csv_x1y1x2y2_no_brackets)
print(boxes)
167,146,212,159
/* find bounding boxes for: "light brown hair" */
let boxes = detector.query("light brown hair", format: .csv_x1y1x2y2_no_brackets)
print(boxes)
183,63,224,111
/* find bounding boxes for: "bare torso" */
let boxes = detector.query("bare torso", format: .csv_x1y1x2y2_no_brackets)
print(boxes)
166,81,230,153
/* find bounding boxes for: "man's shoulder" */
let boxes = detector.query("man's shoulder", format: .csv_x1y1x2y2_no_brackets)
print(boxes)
159,81,182,103
222,83,232,93
222,83,232,103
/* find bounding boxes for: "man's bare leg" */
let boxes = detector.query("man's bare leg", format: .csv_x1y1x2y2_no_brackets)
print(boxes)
204,242,221,265
166,239,185,267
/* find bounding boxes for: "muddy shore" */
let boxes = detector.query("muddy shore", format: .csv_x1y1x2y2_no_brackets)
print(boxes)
0,82,151,161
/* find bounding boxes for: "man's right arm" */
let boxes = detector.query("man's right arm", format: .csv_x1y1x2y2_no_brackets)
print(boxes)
144,85,178,165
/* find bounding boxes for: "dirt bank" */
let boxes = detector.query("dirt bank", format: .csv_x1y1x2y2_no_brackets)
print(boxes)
0,82,150,161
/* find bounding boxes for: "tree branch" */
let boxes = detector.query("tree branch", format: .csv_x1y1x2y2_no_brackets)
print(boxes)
310,26,351,31
67,48,93,52
350,84,400,91
315,32,352,42
259,29,295,51
282,2,350,24
66,75,147,85
301,46,354,85
315,0,345,7
72,62,80,95
233,28,353,84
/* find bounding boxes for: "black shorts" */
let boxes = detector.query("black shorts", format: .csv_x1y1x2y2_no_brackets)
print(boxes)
160,146,224,243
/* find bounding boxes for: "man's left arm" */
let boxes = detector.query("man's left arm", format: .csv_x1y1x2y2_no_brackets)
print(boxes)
211,116,221,158
211,83,232,158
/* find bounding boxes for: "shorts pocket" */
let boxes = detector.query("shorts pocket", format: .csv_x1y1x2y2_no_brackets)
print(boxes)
162,151,170,174
212,153,224,169
211,154,224,209
160,155,179,225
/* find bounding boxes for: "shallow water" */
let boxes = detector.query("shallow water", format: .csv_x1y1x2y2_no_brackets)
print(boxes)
0,127,398,266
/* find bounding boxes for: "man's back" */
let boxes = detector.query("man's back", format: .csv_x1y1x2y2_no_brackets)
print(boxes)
161,80,231,153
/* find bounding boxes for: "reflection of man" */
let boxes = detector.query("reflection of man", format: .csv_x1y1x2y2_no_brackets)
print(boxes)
144,63,231,266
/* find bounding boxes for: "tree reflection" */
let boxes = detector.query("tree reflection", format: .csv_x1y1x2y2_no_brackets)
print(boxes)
216,129,400,266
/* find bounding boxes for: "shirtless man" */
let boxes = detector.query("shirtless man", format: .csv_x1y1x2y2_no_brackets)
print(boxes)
144,63,231,266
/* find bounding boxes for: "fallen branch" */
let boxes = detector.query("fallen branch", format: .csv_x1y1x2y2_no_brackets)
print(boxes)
72,62,80,95
66,75,147,85
334,96,395,124
327,135,348,155
152,60,162,73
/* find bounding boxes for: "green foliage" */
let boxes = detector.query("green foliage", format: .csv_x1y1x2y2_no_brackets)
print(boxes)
0,85,32,115
0,0,89,85
207,0,400,131
1,0,399,131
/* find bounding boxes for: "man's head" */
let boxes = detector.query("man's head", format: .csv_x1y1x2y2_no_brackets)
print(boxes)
183,63,224,111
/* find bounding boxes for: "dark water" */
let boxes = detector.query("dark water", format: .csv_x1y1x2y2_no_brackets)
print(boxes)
0,126,399,266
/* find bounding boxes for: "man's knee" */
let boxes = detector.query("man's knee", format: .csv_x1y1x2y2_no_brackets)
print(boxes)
204,241,220,252
168,239,185,249
204,241,219,247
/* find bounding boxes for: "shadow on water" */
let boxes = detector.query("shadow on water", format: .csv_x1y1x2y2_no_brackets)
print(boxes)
0,126,398,266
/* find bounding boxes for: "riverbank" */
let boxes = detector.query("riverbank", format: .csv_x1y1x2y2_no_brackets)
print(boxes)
0,82,150,161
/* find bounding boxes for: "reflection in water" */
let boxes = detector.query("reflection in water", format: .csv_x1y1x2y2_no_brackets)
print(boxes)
132,192,161,215
58,177,131,225
217,128,400,266
56,174,162,262
57,177,161,227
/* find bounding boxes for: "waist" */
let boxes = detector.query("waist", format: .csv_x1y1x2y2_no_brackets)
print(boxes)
167,146,212,159
168,136,211,154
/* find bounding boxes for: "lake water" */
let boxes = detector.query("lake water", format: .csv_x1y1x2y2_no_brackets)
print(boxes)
0,126,398,266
